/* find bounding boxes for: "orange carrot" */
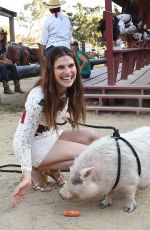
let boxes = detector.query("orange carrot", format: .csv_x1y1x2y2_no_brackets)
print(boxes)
63,210,80,217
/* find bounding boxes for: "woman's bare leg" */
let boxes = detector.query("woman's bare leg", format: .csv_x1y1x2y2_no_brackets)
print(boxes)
39,160,73,171
34,140,86,189
33,128,100,189
59,127,100,145
38,139,86,170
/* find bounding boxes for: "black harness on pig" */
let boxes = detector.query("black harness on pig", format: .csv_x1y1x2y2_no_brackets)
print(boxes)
66,121,141,190
111,129,141,189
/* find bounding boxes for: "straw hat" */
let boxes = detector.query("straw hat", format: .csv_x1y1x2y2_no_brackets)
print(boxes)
43,0,66,9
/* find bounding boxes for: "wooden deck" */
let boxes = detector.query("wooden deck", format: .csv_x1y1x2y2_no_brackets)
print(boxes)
83,65,150,114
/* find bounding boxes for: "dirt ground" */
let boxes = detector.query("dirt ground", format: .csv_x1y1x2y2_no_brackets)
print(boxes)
0,105,150,230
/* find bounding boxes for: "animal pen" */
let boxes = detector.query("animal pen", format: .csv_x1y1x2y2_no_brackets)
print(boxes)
83,0,150,115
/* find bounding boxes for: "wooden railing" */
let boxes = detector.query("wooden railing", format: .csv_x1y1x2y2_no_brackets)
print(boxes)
104,0,150,86
113,48,150,82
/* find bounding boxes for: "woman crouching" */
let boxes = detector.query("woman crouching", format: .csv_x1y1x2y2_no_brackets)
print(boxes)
11,46,99,208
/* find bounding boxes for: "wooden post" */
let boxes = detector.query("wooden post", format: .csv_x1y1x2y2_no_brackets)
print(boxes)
138,0,144,19
9,17,15,42
0,7,17,42
104,0,115,85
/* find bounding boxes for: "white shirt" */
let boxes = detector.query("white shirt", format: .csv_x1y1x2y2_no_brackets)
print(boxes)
39,12,73,49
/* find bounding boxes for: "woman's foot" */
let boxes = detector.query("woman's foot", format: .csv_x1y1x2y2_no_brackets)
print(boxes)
32,182,52,192
43,169,65,187
31,167,52,192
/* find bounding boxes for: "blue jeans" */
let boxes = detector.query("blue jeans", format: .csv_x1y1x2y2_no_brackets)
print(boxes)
44,46,55,57
0,64,20,81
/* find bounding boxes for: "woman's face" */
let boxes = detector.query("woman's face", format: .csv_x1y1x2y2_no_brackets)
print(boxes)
54,55,77,94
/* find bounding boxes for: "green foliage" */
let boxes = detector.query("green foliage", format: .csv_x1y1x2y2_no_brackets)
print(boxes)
67,3,104,47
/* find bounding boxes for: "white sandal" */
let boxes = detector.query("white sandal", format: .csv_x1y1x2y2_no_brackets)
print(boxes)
32,182,52,192
31,167,52,192
43,170,65,187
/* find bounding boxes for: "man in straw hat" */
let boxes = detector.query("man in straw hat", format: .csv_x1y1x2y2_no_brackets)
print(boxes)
38,0,73,58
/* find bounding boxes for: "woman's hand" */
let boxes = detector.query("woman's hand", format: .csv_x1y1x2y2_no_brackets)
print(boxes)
11,171,32,208
6,58,12,64
3,58,12,65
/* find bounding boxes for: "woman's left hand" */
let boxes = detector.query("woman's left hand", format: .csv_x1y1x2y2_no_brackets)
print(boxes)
11,172,32,208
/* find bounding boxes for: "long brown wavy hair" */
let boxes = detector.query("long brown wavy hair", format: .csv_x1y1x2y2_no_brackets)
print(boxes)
30,46,86,130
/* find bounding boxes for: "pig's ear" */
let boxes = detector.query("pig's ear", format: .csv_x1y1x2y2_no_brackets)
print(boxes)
80,167,97,181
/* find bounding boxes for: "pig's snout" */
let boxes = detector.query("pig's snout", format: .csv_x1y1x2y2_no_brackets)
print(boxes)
58,188,80,201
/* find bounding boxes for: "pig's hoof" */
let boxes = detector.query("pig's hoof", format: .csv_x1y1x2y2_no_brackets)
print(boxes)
98,201,111,209
123,205,136,213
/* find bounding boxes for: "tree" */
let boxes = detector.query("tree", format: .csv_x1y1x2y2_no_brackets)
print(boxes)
16,0,47,43
67,3,104,48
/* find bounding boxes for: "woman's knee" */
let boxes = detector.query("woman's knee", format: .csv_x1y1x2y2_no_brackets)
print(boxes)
87,128,100,143
59,128,100,145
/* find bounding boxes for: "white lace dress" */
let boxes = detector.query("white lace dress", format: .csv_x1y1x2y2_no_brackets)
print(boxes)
13,86,68,172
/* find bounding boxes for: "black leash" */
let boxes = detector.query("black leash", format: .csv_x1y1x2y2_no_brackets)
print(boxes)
0,164,21,173
57,119,120,137
0,120,141,189
74,122,122,189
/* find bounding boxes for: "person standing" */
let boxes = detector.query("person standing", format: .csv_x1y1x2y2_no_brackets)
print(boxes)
38,0,73,58
70,41,91,79
0,28,24,94
11,46,99,208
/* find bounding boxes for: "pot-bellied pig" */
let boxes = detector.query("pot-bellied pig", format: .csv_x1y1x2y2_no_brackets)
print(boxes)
59,126,150,213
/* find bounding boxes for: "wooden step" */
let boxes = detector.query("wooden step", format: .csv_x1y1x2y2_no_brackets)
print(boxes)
86,106,150,113
84,87,150,96
84,94,150,99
